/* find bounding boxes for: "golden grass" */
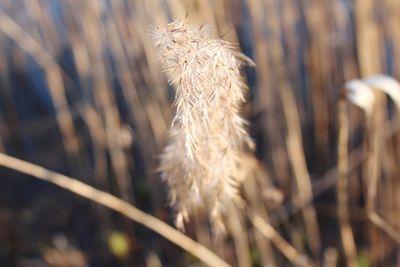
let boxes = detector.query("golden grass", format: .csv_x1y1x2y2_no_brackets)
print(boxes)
1,0,400,266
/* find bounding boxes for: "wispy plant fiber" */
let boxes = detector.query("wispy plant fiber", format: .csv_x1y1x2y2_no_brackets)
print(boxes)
152,21,254,232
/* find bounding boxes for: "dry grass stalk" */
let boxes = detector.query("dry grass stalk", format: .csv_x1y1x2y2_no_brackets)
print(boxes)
345,77,400,244
0,152,231,267
240,156,313,266
0,10,84,177
241,156,277,266
363,81,400,245
337,94,358,267
257,0,322,258
248,210,314,267
152,20,254,232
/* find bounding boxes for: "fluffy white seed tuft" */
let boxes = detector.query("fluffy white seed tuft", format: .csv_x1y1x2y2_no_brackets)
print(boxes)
152,21,254,232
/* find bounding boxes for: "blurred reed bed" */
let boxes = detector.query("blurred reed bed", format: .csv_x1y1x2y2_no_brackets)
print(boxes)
0,0,400,266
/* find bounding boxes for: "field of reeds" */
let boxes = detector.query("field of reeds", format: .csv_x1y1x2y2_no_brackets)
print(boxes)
1,0,400,266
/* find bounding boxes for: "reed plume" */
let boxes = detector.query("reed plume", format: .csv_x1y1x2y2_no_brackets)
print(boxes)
152,21,254,232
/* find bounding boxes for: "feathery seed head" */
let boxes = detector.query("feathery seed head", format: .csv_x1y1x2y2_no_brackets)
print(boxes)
153,20,254,233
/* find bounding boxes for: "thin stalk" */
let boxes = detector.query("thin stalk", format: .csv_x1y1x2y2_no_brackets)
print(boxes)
247,209,314,267
263,0,322,259
0,10,84,177
337,97,358,267
366,98,400,244
0,153,231,267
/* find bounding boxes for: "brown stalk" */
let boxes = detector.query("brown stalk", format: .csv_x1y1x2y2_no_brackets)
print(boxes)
77,1,134,202
63,2,107,186
337,96,358,267
104,15,154,164
0,152,231,267
242,159,277,267
226,205,252,267
263,1,322,257
0,10,83,177
366,96,400,244
353,0,384,261
247,0,291,184
247,210,314,267
303,0,332,168
274,117,400,226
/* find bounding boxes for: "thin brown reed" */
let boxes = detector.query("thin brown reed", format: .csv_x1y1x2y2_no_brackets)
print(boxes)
0,152,231,267
0,10,84,177
337,95,358,267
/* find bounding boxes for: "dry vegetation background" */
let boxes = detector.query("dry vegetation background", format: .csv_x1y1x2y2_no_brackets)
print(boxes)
0,0,400,266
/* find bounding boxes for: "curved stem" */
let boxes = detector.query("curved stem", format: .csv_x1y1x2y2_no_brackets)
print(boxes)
247,209,314,267
0,153,230,267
